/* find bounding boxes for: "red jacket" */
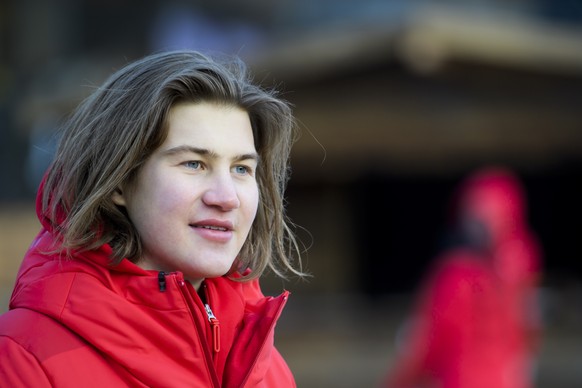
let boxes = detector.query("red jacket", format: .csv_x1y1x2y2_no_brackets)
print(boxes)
0,208,295,387
385,249,529,388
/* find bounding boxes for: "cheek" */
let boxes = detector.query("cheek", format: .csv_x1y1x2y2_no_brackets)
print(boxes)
130,181,187,228
147,174,194,210
156,188,188,213
243,184,260,222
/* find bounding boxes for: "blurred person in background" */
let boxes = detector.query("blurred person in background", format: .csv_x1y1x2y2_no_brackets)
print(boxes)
0,50,305,387
383,166,543,388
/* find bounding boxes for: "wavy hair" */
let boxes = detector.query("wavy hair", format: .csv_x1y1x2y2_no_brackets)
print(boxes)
42,50,304,280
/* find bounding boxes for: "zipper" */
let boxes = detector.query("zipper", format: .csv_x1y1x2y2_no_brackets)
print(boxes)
158,271,167,292
174,274,221,387
204,303,221,354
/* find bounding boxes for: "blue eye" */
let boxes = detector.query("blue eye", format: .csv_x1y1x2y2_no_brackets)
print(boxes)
184,161,201,170
234,165,249,175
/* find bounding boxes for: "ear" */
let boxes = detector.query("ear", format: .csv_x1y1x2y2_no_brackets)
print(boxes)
111,187,126,206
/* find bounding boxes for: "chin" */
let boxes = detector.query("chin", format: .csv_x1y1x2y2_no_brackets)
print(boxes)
190,265,233,280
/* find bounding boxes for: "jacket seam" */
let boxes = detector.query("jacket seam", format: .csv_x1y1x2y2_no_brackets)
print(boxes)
58,272,77,320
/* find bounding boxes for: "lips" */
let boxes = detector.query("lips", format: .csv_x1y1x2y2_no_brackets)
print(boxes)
191,219,234,231
190,219,234,243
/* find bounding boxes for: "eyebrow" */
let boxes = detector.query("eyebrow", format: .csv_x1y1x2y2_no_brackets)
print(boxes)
161,145,260,163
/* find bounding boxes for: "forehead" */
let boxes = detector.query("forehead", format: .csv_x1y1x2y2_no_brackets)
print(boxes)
162,102,255,152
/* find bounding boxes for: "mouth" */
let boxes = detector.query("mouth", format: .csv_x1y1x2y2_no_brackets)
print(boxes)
196,225,228,231
190,220,234,243
190,219,234,232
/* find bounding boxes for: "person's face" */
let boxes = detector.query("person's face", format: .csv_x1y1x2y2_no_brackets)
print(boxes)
113,102,259,289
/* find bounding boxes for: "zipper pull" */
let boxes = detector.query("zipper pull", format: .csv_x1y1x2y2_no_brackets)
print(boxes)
204,304,221,353
158,271,167,292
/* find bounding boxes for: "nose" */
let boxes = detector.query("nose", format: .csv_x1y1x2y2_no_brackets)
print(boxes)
202,172,240,210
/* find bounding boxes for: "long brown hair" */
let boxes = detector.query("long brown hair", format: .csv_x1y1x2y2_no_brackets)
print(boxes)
42,50,304,280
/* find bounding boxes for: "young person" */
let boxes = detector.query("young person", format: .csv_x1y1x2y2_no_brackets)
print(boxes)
383,167,542,388
0,50,305,387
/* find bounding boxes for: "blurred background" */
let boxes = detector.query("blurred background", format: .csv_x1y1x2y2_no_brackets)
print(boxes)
1,0,581,386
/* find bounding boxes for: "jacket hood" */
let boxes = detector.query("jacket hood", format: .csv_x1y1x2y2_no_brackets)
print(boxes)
26,173,150,280
454,166,527,243
35,172,66,236
451,167,542,285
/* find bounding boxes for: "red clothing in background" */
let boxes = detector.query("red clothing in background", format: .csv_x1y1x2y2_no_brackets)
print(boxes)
384,168,542,388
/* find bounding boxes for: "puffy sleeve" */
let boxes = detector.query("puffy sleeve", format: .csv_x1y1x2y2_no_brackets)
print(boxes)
0,336,52,387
